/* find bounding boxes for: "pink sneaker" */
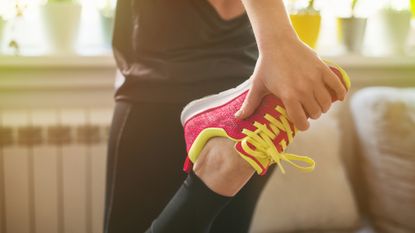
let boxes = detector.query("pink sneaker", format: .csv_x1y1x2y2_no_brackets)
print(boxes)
181,62,351,175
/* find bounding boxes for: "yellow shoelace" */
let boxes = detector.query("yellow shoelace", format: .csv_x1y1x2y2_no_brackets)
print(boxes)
240,106,315,174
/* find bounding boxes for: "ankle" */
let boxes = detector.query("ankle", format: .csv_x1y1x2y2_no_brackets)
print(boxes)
193,138,254,197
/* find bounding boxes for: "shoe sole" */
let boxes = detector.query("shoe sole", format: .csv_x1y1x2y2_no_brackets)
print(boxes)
180,78,251,125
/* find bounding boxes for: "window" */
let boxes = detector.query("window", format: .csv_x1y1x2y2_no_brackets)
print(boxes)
0,0,117,55
0,0,413,56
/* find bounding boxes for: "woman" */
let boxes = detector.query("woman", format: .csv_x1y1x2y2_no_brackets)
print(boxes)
104,0,346,232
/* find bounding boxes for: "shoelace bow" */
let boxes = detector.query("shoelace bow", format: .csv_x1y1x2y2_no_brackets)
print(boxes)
240,106,315,174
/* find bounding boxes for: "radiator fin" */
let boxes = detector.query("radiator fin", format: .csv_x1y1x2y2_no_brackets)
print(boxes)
0,108,111,233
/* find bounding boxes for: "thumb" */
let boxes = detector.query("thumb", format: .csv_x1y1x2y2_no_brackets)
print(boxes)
235,80,266,119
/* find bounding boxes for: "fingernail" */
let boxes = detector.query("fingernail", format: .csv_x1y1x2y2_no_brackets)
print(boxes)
234,110,243,118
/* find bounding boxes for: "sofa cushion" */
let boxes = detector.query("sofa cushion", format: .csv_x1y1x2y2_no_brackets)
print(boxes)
250,106,360,233
351,87,415,233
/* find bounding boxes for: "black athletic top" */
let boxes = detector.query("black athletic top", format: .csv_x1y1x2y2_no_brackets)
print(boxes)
113,0,258,103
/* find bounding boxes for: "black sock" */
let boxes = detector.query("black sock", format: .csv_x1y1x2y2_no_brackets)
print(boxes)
146,172,232,233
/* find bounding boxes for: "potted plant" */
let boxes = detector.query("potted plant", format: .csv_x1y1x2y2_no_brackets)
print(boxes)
337,0,367,54
372,1,412,55
99,0,115,48
289,0,321,49
40,0,82,54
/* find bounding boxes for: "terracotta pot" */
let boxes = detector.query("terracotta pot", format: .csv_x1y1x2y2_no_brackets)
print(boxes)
40,3,82,54
290,13,321,49
337,17,367,54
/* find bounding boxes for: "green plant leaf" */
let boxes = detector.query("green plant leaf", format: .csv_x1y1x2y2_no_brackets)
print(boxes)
308,0,315,9
351,0,359,12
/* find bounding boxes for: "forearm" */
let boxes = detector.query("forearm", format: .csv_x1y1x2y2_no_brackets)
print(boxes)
241,0,299,53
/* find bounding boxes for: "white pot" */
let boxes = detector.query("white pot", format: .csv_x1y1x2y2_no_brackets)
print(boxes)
40,3,82,54
374,8,412,55
337,17,367,54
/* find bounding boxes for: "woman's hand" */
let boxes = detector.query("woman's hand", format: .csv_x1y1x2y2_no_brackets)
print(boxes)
239,0,347,131
236,37,347,131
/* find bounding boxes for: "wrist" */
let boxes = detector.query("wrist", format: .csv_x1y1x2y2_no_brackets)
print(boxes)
257,30,300,57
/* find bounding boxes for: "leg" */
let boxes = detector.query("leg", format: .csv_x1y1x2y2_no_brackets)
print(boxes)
146,172,230,233
193,137,255,197
104,101,187,233
210,166,276,233
195,138,276,233
147,138,256,233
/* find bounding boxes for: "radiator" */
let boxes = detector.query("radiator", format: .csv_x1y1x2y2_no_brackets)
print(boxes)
0,108,112,233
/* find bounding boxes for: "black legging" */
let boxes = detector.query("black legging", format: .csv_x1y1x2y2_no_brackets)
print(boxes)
104,100,275,233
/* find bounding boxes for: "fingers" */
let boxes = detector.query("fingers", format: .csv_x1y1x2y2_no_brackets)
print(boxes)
283,98,309,131
314,85,332,113
235,79,267,119
323,65,347,101
302,93,322,120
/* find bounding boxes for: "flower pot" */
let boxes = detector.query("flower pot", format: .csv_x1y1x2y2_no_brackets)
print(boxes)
374,8,412,55
337,17,367,54
40,3,82,54
290,13,321,49
99,8,115,47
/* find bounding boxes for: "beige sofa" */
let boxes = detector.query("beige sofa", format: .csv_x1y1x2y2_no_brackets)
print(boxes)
249,87,415,233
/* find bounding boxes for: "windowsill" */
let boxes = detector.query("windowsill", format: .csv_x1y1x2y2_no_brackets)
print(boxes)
0,52,414,108
324,54,415,69
0,52,116,68
0,53,414,69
